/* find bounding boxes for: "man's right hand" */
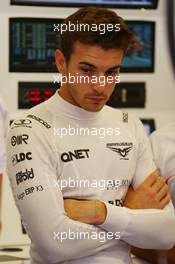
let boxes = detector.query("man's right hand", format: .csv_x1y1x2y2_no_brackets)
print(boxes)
124,170,170,210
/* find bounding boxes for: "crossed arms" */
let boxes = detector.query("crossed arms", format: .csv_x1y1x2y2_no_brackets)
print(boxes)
64,171,175,263
64,170,171,225
6,121,175,263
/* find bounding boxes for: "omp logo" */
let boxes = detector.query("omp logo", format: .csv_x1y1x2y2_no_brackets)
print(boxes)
12,152,32,166
11,119,32,129
11,134,29,146
16,168,34,185
61,149,90,163
27,114,51,129
122,112,128,123
106,142,133,160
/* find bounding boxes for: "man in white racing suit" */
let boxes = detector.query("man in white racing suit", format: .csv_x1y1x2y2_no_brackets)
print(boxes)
6,7,175,264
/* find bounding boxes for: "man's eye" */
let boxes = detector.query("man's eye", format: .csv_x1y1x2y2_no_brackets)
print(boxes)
107,70,119,76
81,68,91,73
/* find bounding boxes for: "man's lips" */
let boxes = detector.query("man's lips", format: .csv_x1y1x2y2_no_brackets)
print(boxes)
86,96,106,102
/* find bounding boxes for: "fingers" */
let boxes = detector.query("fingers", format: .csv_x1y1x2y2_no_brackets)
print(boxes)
143,170,161,187
152,176,166,192
157,184,169,201
159,194,171,209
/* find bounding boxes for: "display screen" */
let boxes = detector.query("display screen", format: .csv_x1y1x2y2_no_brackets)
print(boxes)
10,18,155,73
10,0,159,9
167,0,175,72
140,118,155,134
121,21,155,72
18,82,60,108
9,18,63,72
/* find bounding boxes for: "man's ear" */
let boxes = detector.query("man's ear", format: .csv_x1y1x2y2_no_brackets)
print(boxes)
55,49,66,73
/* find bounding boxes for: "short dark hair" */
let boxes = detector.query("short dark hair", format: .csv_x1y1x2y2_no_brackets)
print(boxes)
60,7,134,62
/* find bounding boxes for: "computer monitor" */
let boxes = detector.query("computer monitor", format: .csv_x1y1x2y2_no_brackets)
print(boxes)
10,0,159,9
140,118,156,134
121,21,155,73
10,18,155,73
9,18,63,72
167,0,175,72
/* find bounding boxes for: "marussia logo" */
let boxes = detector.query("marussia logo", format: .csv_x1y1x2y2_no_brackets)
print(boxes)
106,142,133,160
108,146,132,158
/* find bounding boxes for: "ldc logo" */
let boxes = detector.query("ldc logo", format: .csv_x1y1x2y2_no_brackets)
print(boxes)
12,152,32,166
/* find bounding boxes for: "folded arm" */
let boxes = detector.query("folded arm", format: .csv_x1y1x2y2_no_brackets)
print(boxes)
65,171,175,250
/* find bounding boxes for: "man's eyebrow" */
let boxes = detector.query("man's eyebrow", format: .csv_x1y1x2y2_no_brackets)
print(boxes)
79,62,121,71
107,65,121,71
79,62,96,68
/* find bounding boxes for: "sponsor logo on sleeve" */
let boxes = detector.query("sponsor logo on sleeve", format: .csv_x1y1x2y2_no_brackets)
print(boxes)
16,168,34,185
11,119,32,129
27,114,51,129
11,134,29,146
17,185,44,200
12,152,32,166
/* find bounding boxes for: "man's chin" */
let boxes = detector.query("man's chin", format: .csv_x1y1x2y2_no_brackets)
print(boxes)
82,104,105,112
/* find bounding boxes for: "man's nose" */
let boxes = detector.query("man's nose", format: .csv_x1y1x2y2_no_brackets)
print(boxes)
91,73,106,94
